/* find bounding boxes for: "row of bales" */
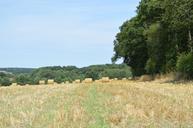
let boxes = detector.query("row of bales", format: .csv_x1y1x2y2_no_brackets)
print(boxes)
9,74,164,87
39,77,133,85
10,77,134,86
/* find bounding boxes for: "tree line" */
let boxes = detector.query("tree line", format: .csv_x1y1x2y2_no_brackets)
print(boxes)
0,64,132,86
112,0,193,78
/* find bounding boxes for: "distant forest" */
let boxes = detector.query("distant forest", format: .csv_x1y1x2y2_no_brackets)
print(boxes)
112,0,193,78
0,64,132,86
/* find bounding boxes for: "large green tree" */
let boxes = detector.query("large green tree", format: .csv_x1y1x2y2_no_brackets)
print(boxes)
112,17,148,76
164,0,193,52
112,0,193,76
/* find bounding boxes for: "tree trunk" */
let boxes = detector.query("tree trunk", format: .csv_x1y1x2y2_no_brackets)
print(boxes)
188,29,193,52
189,29,192,41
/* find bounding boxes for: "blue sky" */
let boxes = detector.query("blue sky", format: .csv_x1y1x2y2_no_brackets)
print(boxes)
0,0,140,68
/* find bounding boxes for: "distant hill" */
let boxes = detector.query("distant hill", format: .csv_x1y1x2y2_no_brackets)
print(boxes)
0,68,34,74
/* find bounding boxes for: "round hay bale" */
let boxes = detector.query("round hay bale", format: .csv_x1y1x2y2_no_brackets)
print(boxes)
114,78,118,81
47,79,54,85
65,81,70,84
101,77,110,83
74,79,81,84
83,78,93,83
128,77,133,80
122,78,127,81
39,80,45,85
11,83,18,86
139,75,153,82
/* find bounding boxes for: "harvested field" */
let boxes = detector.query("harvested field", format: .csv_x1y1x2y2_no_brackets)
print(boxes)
0,81,193,128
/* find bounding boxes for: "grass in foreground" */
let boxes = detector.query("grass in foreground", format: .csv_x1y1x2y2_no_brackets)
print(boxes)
0,81,193,128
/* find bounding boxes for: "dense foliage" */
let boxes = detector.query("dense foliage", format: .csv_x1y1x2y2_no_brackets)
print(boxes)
176,53,193,79
112,0,193,77
0,64,132,86
0,72,13,86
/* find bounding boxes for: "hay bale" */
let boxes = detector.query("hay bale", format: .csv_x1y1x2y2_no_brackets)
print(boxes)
65,81,70,84
139,75,153,82
11,83,17,86
101,77,110,83
74,79,81,84
114,78,118,81
39,80,45,85
83,78,93,83
128,77,133,80
47,79,54,85
122,78,127,81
